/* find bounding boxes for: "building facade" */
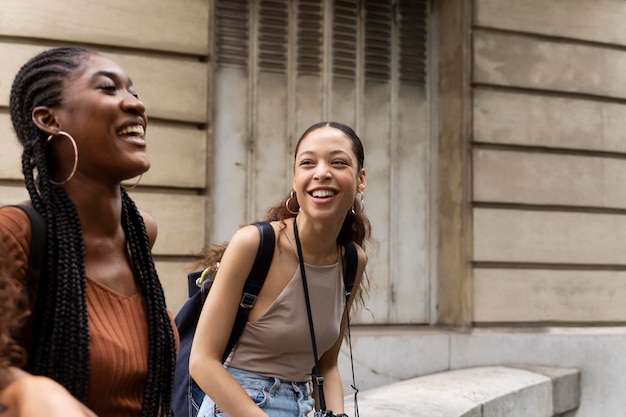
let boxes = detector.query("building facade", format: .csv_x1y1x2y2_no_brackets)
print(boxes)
1,0,626,415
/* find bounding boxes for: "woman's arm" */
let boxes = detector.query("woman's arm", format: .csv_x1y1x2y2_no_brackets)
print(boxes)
0,374,97,417
189,225,269,417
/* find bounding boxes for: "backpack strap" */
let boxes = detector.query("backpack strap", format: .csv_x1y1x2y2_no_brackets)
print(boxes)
222,221,275,362
13,205,46,297
342,241,358,303
341,241,361,415
11,205,46,362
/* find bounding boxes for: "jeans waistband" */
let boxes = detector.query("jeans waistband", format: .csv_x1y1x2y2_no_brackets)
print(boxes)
225,366,313,394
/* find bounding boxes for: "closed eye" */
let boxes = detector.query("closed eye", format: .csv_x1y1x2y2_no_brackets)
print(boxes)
99,84,117,93
99,84,140,99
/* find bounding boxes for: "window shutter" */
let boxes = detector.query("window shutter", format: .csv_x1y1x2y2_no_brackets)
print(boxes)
364,0,392,82
216,0,250,69
258,0,289,73
297,0,323,75
399,0,428,86
333,0,358,79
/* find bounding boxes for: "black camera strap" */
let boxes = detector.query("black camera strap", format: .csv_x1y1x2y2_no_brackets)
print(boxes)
293,219,358,416
293,219,328,410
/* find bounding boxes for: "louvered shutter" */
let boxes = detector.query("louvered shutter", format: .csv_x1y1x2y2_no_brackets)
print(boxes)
211,0,432,325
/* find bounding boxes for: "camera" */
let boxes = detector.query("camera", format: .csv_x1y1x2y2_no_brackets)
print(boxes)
314,412,348,417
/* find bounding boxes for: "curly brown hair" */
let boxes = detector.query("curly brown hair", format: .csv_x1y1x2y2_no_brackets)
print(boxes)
0,239,30,368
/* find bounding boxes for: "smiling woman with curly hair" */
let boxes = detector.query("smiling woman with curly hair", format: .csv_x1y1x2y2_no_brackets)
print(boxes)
0,239,97,417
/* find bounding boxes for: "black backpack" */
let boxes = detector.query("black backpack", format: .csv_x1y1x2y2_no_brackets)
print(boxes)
12,205,46,297
173,222,275,417
10,205,46,363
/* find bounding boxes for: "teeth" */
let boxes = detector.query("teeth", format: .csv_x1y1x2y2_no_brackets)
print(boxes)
311,190,335,198
118,125,145,136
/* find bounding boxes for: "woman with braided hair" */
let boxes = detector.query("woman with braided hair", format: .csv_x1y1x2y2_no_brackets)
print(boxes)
0,237,97,417
0,47,177,416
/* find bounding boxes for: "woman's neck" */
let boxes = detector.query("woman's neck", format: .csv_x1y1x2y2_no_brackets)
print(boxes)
292,216,340,265
66,184,124,237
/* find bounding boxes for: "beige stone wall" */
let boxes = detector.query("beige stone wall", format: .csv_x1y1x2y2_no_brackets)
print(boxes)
0,0,211,313
471,0,626,323
5,0,623,327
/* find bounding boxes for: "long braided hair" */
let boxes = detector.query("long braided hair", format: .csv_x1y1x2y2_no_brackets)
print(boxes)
9,47,176,416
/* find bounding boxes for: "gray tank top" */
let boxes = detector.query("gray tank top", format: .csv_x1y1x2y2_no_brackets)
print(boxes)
225,259,345,382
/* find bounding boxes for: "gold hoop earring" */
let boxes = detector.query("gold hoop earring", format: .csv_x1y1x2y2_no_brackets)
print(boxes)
124,174,143,191
285,190,300,215
46,131,78,185
351,191,365,214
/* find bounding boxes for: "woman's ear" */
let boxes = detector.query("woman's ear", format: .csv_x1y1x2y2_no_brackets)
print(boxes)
357,168,367,192
32,106,59,136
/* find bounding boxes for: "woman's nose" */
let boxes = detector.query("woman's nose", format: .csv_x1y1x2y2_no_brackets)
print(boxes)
314,164,332,180
121,92,146,114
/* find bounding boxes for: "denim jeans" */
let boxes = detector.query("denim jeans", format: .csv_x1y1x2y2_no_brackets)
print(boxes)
189,380,205,417
197,366,315,417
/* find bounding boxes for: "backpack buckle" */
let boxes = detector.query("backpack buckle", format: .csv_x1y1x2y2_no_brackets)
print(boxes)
240,292,257,309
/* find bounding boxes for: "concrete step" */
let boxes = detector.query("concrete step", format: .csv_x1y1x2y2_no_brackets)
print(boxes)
343,365,580,417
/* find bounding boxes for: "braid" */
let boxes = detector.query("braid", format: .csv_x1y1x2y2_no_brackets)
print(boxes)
121,189,176,417
10,47,92,400
32,187,90,399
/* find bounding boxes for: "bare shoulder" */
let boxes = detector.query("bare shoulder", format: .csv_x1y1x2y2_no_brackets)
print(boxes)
216,224,266,274
348,242,368,271
139,209,157,248
206,224,265,294
1,376,97,417
355,243,367,264
224,224,263,256
353,243,368,286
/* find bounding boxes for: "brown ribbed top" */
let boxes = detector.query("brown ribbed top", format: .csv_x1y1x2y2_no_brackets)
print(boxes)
86,277,149,417
0,206,177,417
0,207,30,286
